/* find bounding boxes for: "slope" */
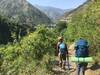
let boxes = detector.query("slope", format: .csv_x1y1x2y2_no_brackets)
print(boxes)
63,0,100,62
0,0,52,26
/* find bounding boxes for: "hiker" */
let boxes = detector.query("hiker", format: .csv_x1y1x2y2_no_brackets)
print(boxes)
74,38,89,75
57,36,69,69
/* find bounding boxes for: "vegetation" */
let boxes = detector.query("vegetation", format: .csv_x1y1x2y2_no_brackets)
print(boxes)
0,26,58,75
0,15,12,44
63,0,100,62
56,21,67,32
0,15,34,44
0,0,100,75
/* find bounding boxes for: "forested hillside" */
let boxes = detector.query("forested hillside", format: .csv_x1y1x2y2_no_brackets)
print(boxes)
0,0,53,44
63,0,100,62
0,15,35,44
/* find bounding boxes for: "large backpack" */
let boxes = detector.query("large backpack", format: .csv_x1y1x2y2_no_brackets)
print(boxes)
59,42,67,54
75,39,89,57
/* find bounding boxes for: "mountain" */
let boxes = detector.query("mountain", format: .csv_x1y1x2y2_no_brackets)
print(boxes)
35,5,72,21
62,0,90,21
0,0,52,26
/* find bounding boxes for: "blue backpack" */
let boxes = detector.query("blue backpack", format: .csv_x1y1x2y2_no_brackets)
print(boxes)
75,39,89,57
59,43,66,54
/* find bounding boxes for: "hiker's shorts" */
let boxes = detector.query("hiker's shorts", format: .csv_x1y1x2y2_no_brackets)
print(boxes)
59,53,66,61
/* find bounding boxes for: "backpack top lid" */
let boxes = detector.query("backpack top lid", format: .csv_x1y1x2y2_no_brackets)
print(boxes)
75,38,88,47
75,38,89,57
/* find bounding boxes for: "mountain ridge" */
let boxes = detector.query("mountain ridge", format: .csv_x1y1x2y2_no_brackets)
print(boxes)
62,0,90,21
0,0,52,26
35,5,72,21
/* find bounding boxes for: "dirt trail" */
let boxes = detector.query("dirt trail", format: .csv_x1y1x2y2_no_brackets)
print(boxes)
52,43,100,75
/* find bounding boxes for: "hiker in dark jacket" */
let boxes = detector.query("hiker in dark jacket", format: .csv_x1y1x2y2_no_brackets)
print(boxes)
57,36,69,69
75,38,89,75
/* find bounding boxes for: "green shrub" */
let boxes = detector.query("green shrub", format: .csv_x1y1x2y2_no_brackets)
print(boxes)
0,25,57,75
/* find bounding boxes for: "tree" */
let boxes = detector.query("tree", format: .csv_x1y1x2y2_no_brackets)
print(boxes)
0,16,12,44
56,21,67,32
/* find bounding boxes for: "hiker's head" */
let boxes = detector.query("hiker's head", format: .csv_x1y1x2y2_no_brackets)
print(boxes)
58,36,63,42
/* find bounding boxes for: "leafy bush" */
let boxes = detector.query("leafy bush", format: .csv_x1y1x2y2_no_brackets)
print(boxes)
0,25,57,75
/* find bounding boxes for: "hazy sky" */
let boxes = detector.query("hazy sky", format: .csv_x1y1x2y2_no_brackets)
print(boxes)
27,0,87,9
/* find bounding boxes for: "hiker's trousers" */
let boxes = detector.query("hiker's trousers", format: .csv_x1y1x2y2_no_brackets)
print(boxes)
76,63,88,75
